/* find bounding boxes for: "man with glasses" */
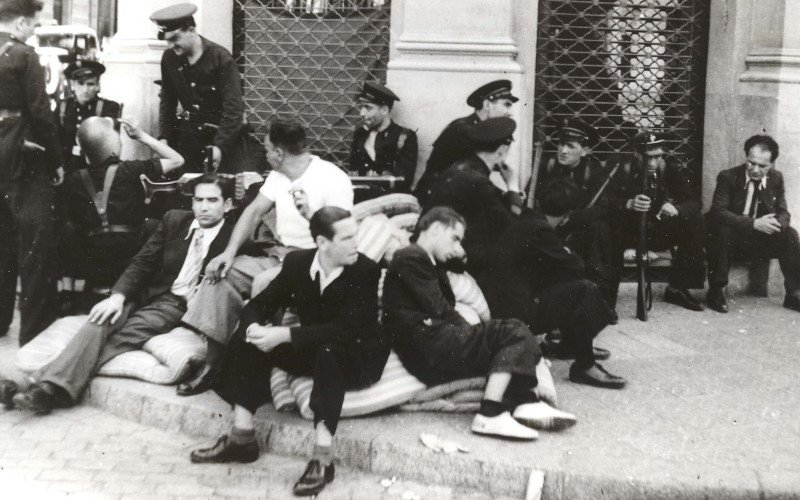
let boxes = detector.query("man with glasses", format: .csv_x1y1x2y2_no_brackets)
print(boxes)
706,134,800,313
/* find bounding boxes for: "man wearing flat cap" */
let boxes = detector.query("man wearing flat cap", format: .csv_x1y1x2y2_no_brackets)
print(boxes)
534,118,620,314
151,3,260,175
415,79,518,202
349,81,418,198
424,116,523,276
55,59,122,175
606,132,706,312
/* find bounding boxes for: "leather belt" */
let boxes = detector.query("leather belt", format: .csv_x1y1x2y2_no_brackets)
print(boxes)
177,110,220,125
87,225,139,237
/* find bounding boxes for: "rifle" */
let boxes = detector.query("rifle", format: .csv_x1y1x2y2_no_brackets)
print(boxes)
139,172,264,204
636,168,653,321
526,141,543,209
349,175,405,191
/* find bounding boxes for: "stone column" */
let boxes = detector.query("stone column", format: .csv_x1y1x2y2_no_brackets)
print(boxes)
387,0,536,190
102,0,232,159
703,0,800,218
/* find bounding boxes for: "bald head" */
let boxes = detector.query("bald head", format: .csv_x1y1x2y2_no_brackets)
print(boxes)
77,116,120,166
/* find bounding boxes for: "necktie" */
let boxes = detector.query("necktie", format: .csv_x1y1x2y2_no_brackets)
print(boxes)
745,179,760,218
364,131,378,161
184,229,205,297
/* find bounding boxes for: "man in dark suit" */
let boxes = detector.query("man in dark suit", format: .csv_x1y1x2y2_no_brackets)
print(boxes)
383,206,577,441
423,117,523,276
477,179,626,389
0,174,234,414
190,207,388,498
349,81,418,197
706,134,800,313
607,132,706,311
414,79,518,202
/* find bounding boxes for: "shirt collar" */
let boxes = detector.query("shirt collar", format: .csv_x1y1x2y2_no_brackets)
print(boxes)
744,174,767,190
309,251,345,288
185,218,224,239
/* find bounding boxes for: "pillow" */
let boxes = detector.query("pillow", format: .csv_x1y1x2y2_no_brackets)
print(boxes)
389,212,419,232
15,316,89,373
356,214,396,263
351,193,420,222
270,369,296,412
448,272,491,322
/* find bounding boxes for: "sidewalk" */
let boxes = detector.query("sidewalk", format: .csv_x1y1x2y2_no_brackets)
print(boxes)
2,284,800,499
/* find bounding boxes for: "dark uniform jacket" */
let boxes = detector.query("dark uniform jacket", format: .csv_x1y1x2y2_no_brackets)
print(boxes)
477,211,585,322
239,249,388,386
159,36,244,155
414,113,480,200
111,209,232,306
55,96,122,173
535,155,611,223
0,33,62,180
424,154,517,273
349,120,418,192
707,164,790,233
65,157,163,286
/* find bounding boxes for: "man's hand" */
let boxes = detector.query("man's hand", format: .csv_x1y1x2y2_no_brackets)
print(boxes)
291,188,311,219
658,202,679,219
204,250,236,283
120,117,143,141
51,166,65,186
753,214,782,235
496,163,519,191
88,293,125,326
627,194,651,213
245,324,291,353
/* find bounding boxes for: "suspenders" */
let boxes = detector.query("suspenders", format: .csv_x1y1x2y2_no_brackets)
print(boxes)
79,165,138,237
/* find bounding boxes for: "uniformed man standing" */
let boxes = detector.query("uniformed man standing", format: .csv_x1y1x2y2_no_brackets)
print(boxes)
54,60,122,176
349,81,418,198
414,79,517,202
0,0,64,344
151,3,252,175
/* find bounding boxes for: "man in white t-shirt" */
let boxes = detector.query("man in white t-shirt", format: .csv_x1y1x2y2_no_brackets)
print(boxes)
177,119,353,396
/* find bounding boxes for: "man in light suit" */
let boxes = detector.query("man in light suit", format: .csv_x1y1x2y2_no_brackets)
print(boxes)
190,207,388,497
706,134,800,313
0,174,234,414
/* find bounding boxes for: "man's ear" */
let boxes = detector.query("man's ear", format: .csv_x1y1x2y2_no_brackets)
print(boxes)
223,198,234,213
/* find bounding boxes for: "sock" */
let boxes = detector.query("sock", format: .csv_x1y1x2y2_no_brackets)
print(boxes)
228,426,256,445
205,338,224,368
312,443,334,466
478,399,506,418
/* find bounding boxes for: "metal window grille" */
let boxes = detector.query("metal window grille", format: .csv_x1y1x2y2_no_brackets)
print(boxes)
534,0,710,174
233,0,391,167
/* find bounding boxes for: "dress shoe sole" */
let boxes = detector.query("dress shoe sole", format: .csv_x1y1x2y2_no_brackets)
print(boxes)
190,450,259,464
664,295,704,312
11,393,52,415
514,415,577,432
293,479,333,497
708,304,729,313
569,373,626,390
470,425,538,440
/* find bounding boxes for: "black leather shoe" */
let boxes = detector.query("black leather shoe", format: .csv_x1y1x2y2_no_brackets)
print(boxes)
707,288,729,313
0,380,17,409
664,287,704,311
190,435,259,464
569,363,627,389
177,361,220,397
12,383,56,415
784,295,800,313
292,459,335,497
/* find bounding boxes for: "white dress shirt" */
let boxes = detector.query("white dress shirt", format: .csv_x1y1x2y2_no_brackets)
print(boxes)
170,219,224,299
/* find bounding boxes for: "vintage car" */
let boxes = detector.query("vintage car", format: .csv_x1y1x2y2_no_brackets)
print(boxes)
28,25,103,100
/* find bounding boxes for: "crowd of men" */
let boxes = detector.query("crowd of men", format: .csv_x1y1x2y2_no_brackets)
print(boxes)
2,0,800,497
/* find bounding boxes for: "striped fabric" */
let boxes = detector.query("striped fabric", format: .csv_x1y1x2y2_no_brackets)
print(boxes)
448,271,491,322
351,193,420,222
389,212,419,232
356,214,395,263
270,369,297,412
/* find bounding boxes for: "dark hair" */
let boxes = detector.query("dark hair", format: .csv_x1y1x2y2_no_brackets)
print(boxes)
416,206,467,234
310,206,351,241
538,178,580,216
193,173,234,201
0,0,43,22
744,134,779,162
267,119,307,156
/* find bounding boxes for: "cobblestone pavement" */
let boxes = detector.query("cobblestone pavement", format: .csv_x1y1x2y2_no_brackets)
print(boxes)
0,406,502,500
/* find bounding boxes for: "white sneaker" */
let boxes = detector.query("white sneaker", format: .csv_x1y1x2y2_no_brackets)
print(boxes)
513,402,577,431
471,412,538,440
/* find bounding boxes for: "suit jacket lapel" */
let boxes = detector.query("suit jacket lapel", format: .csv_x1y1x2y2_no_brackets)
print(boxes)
202,220,233,270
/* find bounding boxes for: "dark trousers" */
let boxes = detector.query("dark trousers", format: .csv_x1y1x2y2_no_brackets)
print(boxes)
560,217,620,308
216,328,380,435
526,279,613,369
395,318,541,392
0,174,58,344
37,292,187,401
621,212,706,289
707,222,800,296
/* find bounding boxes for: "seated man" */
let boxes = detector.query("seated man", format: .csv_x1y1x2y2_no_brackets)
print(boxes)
0,175,234,414
190,207,388,497
382,206,577,441
477,179,626,389
424,117,523,275
706,134,800,313
60,116,184,313
349,81,418,198
607,132,706,311
177,119,353,396
534,118,619,312
55,59,123,175
414,79,518,202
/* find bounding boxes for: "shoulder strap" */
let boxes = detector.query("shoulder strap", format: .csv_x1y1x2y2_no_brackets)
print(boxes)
79,165,119,229
59,100,68,123
0,41,13,57
95,99,104,117
397,131,407,151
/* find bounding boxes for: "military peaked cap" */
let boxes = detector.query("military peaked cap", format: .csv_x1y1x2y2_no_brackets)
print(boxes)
466,80,519,108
